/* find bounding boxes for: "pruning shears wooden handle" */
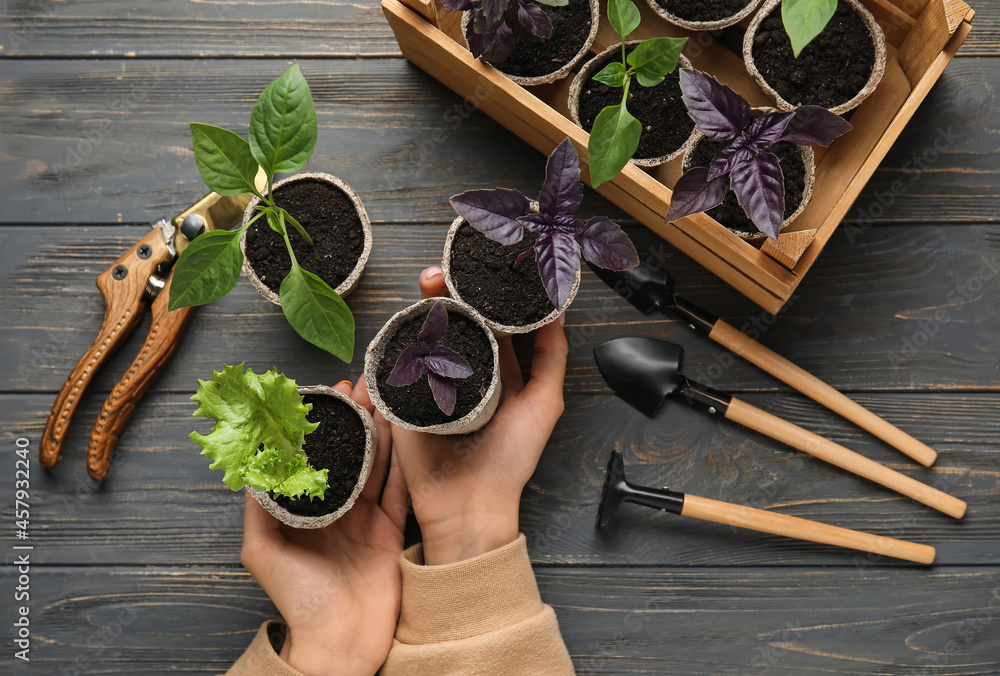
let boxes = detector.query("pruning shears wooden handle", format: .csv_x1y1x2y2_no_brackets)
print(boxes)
87,274,198,480
41,226,174,470
41,191,254,479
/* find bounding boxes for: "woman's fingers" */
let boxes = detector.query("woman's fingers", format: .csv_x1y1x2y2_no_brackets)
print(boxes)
354,375,394,503
497,337,525,395
419,266,449,300
380,447,411,534
241,492,282,576
520,317,569,420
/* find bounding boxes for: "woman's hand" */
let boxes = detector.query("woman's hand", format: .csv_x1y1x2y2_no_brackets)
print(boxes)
240,378,409,676
389,266,569,565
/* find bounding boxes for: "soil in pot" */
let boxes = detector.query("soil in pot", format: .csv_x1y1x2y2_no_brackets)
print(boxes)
656,0,754,23
272,393,367,518
577,48,694,161
449,220,555,327
244,178,365,294
750,2,875,110
491,0,593,79
374,310,494,427
687,137,806,236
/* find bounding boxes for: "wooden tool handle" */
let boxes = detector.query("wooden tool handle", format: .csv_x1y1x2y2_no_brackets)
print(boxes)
681,494,935,565
725,397,966,519
87,274,198,481
40,228,172,469
709,319,938,467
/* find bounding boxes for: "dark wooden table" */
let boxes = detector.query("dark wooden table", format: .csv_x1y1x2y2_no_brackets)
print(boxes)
1,2,998,673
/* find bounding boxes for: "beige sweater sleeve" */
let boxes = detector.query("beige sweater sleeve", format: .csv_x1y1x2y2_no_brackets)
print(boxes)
224,621,306,676
382,534,576,676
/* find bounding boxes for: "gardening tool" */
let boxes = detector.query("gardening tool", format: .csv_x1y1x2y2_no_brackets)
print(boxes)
587,261,938,467
593,337,966,519
597,450,936,565
40,188,257,481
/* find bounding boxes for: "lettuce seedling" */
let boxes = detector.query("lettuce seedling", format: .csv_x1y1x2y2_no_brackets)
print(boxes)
781,0,837,57
168,65,355,362
387,301,474,416
451,138,639,309
665,69,852,239
442,0,564,65
587,0,687,187
190,364,328,501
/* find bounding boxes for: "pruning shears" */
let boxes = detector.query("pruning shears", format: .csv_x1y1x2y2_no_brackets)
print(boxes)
40,189,257,481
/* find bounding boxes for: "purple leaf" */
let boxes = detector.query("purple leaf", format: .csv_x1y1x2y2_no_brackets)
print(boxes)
475,0,508,32
387,346,426,387
539,138,583,217
744,112,795,153
516,2,552,40
730,151,785,240
440,0,474,11
664,167,727,222
554,214,586,234
518,212,554,234
419,300,449,344
707,138,746,181
679,69,751,142
466,19,516,63
579,217,639,271
777,106,853,146
428,372,458,416
425,346,474,379
451,188,530,244
534,231,581,309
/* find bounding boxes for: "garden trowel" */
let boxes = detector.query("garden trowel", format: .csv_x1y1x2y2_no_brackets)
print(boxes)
594,337,966,519
588,261,938,467
597,450,935,564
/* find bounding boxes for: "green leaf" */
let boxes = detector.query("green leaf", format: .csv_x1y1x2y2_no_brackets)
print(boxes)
588,101,642,187
627,37,688,87
249,64,317,176
280,266,355,362
265,207,285,235
782,0,837,57
245,446,328,501
593,62,628,88
533,0,567,5
189,364,322,497
168,229,244,311
189,123,261,196
607,0,640,40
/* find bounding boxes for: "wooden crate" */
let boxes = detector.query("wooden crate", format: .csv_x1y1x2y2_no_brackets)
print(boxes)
382,0,973,311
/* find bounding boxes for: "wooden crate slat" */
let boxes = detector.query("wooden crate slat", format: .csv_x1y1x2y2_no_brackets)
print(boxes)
864,0,917,46
899,0,972,81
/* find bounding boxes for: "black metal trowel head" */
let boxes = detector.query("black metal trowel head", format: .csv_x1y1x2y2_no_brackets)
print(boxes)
593,337,686,418
586,261,674,315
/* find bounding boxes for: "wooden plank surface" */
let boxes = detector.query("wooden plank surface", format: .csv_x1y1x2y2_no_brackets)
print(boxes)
1,57,998,226
0,0,996,57
0,566,998,674
2,223,998,395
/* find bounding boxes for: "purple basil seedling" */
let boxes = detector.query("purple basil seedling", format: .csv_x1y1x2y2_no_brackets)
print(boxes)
442,0,564,65
450,138,640,309
387,301,474,416
665,69,852,239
